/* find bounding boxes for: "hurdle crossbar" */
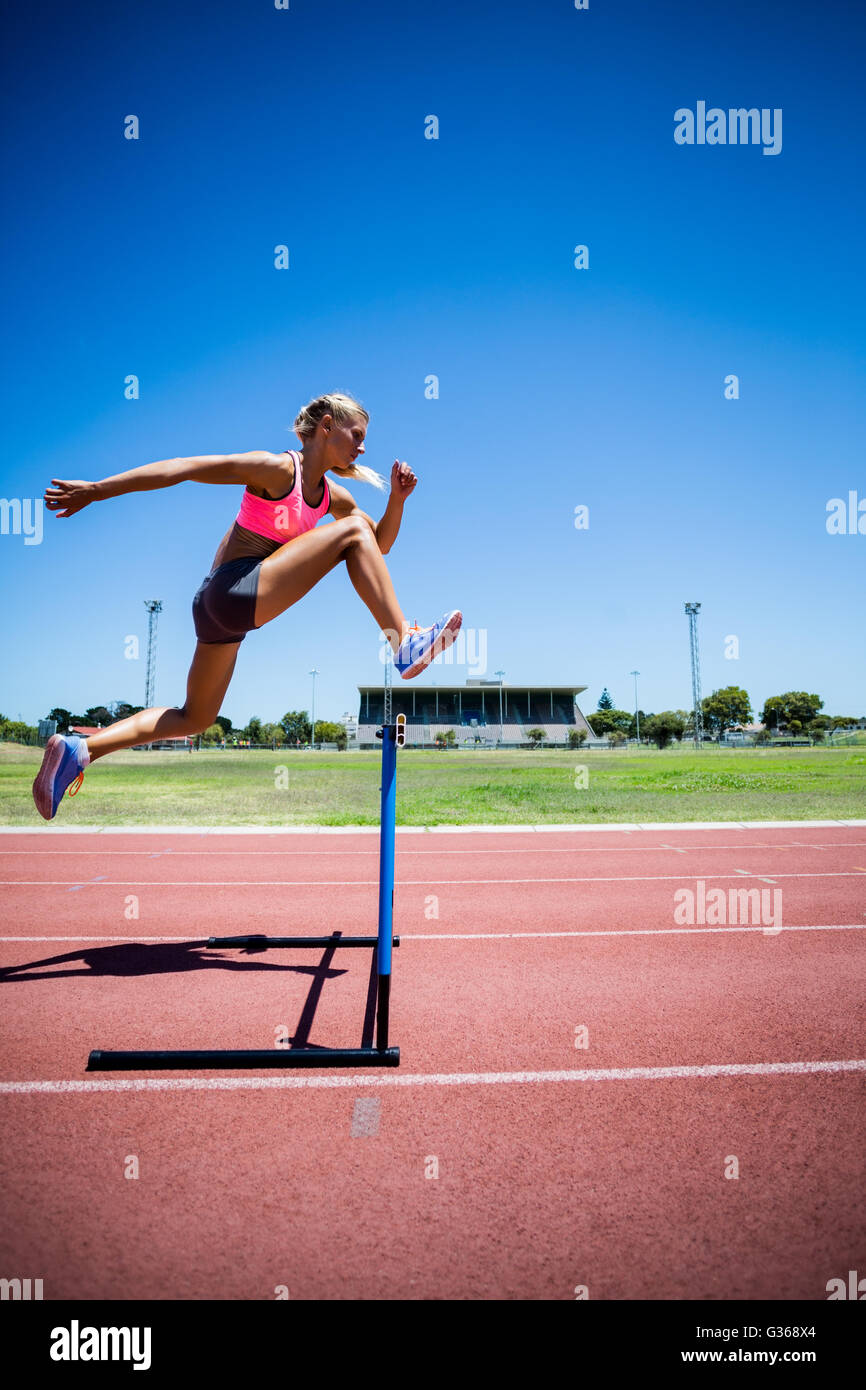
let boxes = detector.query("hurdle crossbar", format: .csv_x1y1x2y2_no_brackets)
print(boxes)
87,723,403,1071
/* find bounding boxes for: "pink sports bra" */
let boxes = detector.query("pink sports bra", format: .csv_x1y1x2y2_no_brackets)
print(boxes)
234,451,330,544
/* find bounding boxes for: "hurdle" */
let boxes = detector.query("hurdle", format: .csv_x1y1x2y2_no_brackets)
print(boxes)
87,716,405,1071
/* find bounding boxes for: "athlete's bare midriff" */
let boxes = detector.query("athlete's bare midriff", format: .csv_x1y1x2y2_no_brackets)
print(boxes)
209,452,328,568
211,521,280,568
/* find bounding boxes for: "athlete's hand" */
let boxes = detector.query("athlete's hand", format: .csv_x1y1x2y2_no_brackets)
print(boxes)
391,460,417,501
44,479,98,518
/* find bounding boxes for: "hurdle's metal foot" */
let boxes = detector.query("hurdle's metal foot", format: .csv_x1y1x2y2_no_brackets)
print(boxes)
206,935,399,949
88,1047,400,1071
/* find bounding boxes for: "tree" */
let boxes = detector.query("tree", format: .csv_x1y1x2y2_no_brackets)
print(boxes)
201,723,224,745
702,686,753,741
568,728,588,748
608,730,627,747
628,710,647,741
434,730,456,748
261,722,285,747
84,705,112,727
679,707,696,735
48,707,72,733
597,688,614,710
754,729,773,745
109,702,144,723
643,711,686,749
245,716,263,744
760,692,823,731
314,720,348,751
215,714,233,736
1,718,37,744
526,727,546,746
281,710,311,744
587,708,632,737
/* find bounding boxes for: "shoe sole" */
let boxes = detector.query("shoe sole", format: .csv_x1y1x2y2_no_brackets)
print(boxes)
400,611,463,680
32,735,67,821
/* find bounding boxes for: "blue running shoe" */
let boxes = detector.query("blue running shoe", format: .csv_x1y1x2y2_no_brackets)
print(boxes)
394,611,463,680
32,734,88,821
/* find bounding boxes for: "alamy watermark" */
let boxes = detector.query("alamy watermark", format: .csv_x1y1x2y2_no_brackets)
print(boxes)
826,491,865,535
826,1269,865,1300
674,102,782,156
674,880,783,933
0,497,43,545
50,1321,152,1370
379,626,487,676
1,1276,43,1299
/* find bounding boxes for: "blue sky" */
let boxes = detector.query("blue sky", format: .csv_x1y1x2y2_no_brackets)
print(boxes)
1,0,864,729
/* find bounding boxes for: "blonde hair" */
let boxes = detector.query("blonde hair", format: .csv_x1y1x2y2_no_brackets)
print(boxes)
292,392,387,490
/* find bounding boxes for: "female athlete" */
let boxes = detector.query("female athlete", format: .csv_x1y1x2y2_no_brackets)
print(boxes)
32,391,462,819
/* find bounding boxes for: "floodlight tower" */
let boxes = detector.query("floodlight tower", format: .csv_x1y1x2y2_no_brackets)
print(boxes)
684,602,703,748
495,670,505,745
144,601,162,708
630,670,640,742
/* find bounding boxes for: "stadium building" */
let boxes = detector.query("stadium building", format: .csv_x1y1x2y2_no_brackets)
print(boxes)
355,680,599,748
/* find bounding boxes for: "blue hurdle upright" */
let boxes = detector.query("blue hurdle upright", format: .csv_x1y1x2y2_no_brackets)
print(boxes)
87,718,405,1071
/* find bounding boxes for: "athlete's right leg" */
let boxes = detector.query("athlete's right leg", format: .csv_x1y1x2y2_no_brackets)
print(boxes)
85,639,242,762
254,515,408,650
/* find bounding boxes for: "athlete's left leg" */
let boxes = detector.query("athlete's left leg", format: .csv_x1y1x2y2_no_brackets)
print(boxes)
254,515,408,648
84,639,242,762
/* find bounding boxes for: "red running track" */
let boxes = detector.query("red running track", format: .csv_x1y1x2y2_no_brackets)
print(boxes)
0,824,864,1300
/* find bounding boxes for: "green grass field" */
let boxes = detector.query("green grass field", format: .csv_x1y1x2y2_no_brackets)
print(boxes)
3,742,865,826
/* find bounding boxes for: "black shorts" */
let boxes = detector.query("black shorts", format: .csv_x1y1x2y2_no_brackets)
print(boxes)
192,557,263,644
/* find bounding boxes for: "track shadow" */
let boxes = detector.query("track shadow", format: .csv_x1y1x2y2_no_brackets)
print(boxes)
0,936,380,1052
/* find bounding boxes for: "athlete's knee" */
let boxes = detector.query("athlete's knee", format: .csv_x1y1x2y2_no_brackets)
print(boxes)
178,705,218,735
338,515,375,550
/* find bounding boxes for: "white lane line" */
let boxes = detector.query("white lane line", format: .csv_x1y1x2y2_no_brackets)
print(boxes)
2,924,866,945
2,1059,864,1096
8,843,866,855
2,872,864,886
408,924,866,939
2,820,865,835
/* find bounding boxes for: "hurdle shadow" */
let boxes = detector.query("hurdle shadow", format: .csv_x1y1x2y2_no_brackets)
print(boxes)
1,939,389,1045
280,936,379,1051
0,936,377,1051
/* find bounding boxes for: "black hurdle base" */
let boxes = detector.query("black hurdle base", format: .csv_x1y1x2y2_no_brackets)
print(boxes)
88,1046,400,1070
87,934,401,1072
207,935,400,949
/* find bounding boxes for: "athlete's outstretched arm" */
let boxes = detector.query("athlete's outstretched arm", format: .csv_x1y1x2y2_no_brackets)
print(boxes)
45,451,277,517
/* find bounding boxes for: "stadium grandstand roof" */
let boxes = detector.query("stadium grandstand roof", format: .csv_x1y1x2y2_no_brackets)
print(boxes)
357,682,588,694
